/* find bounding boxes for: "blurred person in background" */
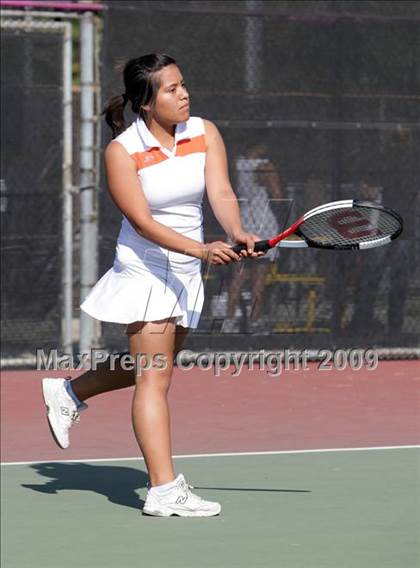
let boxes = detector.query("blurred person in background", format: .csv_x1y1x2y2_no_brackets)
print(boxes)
223,144,283,333
347,176,385,336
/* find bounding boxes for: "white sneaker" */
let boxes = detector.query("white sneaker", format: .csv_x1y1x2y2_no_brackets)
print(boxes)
42,378,87,449
143,474,221,517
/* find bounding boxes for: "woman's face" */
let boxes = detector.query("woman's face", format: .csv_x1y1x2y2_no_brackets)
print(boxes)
147,64,190,124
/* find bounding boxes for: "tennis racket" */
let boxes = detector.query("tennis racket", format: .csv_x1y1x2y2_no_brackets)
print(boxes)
231,199,403,253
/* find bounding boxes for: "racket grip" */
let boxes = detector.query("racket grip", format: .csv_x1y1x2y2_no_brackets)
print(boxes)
231,240,271,254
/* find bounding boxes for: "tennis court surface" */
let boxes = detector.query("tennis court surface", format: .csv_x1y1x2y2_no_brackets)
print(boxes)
1,362,419,568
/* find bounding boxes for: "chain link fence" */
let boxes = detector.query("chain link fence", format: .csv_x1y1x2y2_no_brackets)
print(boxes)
98,0,420,355
100,1,420,351
1,19,69,364
2,3,418,363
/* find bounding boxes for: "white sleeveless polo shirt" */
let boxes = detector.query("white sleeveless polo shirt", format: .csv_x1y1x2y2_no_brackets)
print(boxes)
80,116,206,328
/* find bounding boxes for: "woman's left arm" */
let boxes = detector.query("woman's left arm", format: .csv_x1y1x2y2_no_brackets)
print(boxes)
204,119,261,256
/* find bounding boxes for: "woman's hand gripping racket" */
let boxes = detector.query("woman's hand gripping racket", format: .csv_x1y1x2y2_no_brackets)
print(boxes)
231,199,403,253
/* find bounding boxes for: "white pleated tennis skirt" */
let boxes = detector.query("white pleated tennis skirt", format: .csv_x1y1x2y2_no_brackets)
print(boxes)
80,241,204,329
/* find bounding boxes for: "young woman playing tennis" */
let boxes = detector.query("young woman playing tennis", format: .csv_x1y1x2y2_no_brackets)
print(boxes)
42,53,263,517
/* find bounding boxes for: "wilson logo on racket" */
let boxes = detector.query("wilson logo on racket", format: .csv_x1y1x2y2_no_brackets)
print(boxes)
327,209,382,239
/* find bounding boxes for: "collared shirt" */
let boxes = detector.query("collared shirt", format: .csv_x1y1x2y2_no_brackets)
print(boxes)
135,117,190,157
113,116,207,273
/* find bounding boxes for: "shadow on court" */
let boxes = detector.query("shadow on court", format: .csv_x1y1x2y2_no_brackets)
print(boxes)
193,486,311,493
20,463,312,511
21,463,148,510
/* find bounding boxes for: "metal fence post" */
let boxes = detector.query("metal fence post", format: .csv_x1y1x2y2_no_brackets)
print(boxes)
79,11,99,355
62,21,73,355
245,0,263,94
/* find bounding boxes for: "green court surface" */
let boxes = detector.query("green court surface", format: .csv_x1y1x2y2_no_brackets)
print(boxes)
1,448,419,568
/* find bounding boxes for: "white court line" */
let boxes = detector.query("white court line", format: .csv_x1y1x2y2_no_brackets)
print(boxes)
1,444,419,467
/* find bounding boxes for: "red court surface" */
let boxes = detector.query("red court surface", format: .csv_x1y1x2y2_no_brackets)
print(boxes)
1,361,419,463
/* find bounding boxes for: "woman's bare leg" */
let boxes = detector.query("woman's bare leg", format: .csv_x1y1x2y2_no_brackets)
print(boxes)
250,262,271,320
70,355,135,402
128,318,182,487
70,325,189,403
226,264,248,319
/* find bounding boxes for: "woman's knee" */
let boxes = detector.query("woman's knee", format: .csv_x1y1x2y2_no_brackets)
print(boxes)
135,369,173,395
134,354,173,386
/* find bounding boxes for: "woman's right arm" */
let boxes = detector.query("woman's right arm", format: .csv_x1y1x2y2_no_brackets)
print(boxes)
104,141,238,265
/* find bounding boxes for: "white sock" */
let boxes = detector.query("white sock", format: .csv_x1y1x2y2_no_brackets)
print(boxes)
150,475,180,495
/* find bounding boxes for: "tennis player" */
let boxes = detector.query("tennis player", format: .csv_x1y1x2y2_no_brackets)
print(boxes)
42,54,263,517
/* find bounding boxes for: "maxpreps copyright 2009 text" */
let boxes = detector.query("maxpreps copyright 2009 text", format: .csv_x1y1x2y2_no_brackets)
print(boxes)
36,348,378,377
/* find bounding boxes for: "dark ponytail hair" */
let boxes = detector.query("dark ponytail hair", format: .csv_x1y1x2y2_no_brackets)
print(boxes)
102,53,177,138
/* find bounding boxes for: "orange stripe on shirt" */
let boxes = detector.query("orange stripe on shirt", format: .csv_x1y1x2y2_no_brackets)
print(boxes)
175,135,207,157
131,148,168,170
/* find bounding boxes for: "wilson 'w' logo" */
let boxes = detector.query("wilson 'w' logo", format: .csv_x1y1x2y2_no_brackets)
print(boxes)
328,210,382,239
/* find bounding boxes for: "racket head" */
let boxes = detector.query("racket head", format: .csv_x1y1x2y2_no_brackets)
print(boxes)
295,199,403,250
